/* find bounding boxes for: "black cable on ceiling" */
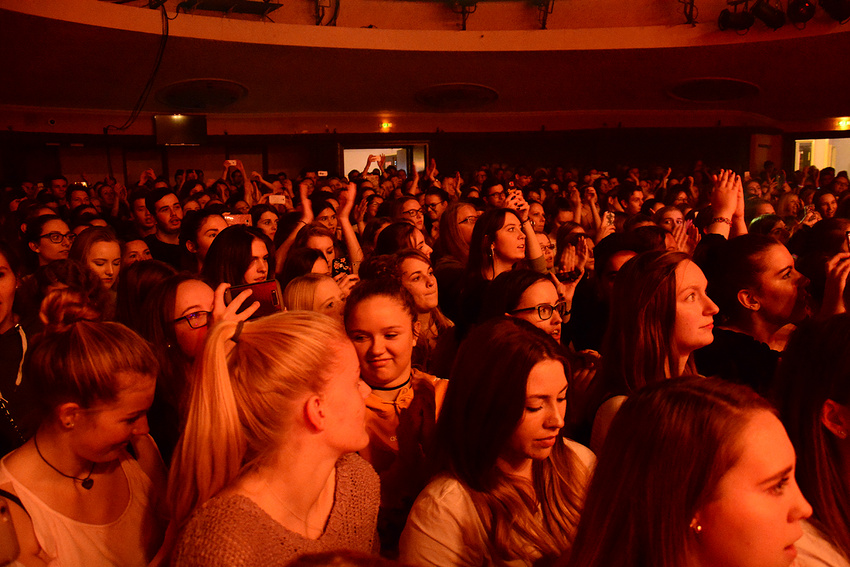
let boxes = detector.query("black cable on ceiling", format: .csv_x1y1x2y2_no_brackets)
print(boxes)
105,4,171,132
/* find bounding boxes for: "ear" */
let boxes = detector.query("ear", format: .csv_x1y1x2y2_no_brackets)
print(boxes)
412,320,421,347
56,402,82,430
304,394,326,433
28,240,40,255
185,240,197,254
736,289,760,312
821,399,850,440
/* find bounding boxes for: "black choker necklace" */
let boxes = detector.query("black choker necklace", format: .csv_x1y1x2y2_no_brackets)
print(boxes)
34,433,95,490
371,375,412,392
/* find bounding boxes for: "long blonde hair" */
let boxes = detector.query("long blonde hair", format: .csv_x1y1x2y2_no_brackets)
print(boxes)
283,273,335,311
167,311,349,530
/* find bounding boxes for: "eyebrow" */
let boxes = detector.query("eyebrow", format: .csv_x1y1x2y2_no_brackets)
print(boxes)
777,266,793,276
527,385,568,400
758,465,793,487
181,304,207,316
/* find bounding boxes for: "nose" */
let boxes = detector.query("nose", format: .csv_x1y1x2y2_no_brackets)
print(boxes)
422,243,433,256
133,415,150,437
790,482,813,522
426,274,436,289
105,264,114,276
705,296,719,316
794,270,810,288
551,309,563,326
546,405,565,430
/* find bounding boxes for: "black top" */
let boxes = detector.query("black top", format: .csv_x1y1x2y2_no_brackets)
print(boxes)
144,234,182,270
694,327,780,397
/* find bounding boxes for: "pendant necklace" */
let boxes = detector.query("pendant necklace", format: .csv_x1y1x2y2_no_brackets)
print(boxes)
33,433,96,490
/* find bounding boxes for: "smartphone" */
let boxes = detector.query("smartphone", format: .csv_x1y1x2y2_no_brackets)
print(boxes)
223,213,252,226
226,160,237,167
224,280,284,320
778,170,786,187
332,257,350,277
845,230,850,252
604,211,616,226
317,171,328,177
0,497,20,565
268,195,288,206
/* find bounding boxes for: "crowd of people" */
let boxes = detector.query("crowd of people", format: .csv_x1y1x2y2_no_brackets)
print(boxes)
0,154,849,566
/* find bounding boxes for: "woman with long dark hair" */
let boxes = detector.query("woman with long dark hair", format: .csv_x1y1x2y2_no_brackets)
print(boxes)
400,317,592,566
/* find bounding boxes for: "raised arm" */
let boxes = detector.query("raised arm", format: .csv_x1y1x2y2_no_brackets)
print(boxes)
274,180,314,275
705,169,740,239
338,182,364,274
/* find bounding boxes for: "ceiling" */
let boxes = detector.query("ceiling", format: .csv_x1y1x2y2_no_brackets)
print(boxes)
2,1,850,135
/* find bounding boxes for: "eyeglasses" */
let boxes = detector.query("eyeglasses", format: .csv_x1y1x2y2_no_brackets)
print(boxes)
425,202,445,210
541,244,556,252
511,301,569,320
173,310,212,329
458,215,481,225
402,208,424,218
488,190,507,199
40,231,76,244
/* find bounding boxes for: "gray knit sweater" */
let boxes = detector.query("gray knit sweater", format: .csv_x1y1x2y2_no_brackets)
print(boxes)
172,454,380,566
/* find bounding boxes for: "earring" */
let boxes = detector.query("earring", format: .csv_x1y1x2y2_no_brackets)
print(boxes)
65,422,75,429
839,429,847,439
689,518,702,534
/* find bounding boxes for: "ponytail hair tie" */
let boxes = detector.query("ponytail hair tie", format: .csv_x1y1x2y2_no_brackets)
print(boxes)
231,320,245,343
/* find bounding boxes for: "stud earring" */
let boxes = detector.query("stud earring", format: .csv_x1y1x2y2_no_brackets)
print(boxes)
689,518,702,534
839,429,847,439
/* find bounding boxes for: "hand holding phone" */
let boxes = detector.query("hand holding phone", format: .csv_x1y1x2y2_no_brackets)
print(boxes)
223,280,283,320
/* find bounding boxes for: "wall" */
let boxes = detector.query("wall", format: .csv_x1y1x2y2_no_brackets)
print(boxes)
0,127,754,187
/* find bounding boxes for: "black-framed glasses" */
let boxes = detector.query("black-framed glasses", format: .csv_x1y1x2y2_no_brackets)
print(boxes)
173,311,212,329
40,231,76,244
424,201,445,210
511,301,569,320
488,189,507,199
403,208,424,218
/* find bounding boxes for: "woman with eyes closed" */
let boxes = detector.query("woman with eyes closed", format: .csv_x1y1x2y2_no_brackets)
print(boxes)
343,278,448,554
399,317,593,567
591,250,719,455
69,226,122,292
179,210,229,274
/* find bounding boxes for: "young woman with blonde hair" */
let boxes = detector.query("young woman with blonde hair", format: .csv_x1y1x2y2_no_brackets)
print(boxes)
168,311,379,565
400,317,593,566
283,273,346,322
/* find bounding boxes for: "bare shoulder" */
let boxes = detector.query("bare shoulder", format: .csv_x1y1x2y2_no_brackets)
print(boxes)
130,434,167,490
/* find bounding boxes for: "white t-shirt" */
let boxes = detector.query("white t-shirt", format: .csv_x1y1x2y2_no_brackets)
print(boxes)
399,439,595,567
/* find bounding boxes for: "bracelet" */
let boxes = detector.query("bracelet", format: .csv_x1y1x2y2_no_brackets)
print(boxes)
520,218,531,226
710,217,732,226
296,219,307,226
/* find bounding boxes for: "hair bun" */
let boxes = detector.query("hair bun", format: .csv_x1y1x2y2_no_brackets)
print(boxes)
39,288,104,334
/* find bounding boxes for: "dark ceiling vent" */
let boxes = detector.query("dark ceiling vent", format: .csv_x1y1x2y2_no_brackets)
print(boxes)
156,79,248,111
668,78,760,102
415,83,498,110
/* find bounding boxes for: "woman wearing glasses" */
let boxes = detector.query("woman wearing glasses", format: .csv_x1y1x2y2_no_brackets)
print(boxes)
24,214,74,269
138,274,258,463
481,270,568,344
392,197,426,234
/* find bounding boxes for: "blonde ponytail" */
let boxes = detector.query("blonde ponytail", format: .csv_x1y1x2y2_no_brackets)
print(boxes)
167,311,348,532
